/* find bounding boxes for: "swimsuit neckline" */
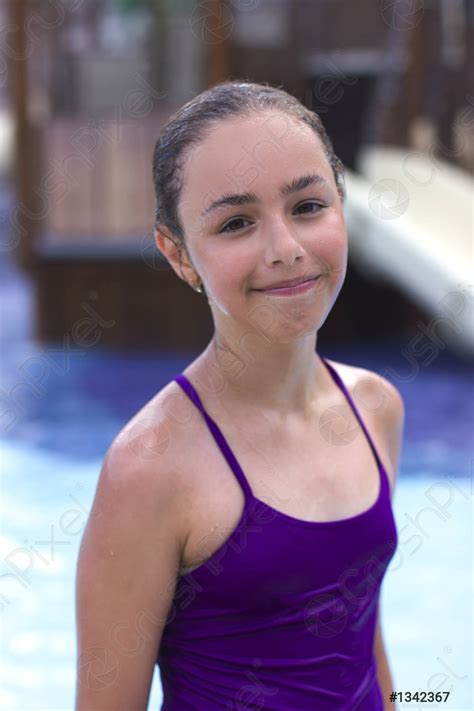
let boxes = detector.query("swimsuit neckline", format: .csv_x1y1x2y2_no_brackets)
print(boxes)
174,354,389,533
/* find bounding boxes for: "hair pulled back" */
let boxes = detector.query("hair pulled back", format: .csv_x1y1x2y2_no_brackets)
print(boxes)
152,79,345,247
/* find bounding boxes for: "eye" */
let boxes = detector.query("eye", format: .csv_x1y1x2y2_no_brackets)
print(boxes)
295,200,325,215
218,201,325,235
219,217,251,234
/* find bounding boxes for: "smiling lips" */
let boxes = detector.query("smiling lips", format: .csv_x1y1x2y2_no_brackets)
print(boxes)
256,275,321,296
257,274,320,290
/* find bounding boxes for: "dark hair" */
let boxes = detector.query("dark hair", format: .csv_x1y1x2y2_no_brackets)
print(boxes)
152,79,345,246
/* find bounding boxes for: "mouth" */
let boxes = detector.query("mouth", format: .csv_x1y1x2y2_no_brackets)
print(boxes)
254,275,321,295
255,274,319,290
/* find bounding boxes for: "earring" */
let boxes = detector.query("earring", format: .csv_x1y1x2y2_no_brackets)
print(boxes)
193,277,203,293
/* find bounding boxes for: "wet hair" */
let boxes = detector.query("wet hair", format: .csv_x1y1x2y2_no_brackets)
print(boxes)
152,79,346,247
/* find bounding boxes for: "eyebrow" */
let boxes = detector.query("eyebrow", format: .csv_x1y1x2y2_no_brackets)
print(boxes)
201,172,330,217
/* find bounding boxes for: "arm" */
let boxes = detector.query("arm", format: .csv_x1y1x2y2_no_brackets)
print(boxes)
74,434,186,711
373,376,405,710
374,603,397,710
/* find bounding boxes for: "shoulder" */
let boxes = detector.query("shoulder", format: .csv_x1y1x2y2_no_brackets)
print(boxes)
324,358,405,498
324,358,405,416
76,380,194,708
100,379,199,547
111,378,199,476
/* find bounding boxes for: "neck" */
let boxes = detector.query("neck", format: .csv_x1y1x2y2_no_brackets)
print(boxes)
194,331,328,422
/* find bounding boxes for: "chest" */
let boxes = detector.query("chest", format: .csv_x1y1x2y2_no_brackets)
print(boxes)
178,406,391,575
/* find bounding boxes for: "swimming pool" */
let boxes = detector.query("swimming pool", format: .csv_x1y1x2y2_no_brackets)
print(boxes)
1,333,472,710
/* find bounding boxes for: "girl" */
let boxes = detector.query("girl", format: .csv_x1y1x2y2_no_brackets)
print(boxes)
75,80,404,711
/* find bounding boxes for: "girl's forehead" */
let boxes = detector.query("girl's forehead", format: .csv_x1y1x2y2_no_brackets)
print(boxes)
194,111,321,156
182,114,330,200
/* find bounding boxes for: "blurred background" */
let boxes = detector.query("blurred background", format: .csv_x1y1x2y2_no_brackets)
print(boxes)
1,1,473,709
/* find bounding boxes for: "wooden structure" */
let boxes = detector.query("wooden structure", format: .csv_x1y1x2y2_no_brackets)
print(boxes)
7,0,471,348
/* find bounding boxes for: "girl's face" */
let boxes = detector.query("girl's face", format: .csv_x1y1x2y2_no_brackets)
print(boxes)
175,111,348,343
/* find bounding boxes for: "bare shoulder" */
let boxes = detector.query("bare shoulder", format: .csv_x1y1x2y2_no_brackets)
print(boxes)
86,377,196,568
111,378,198,479
105,377,201,536
75,378,198,709
324,358,405,498
324,358,405,416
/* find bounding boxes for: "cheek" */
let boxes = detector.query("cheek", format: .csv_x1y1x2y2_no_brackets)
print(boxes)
205,245,256,291
312,214,348,267
201,246,256,318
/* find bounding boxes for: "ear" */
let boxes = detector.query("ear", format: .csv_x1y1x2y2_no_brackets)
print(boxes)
154,225,198,287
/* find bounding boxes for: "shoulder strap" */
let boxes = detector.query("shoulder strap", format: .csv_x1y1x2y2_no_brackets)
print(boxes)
174,374,254,500
320,356,386,475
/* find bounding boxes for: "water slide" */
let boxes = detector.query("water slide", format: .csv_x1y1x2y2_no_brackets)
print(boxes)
344,146,473,358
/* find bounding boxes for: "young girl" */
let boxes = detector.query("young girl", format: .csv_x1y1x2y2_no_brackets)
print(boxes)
75,80,404,711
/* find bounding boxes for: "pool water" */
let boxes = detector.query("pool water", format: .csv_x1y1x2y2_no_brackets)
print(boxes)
1,335,472,710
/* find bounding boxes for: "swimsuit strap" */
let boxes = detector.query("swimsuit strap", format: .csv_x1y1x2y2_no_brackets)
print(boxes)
174,373,254,500
320,356,386,475
174,356,386,503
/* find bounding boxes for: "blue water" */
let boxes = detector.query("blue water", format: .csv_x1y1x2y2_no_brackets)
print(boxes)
1,338,472,710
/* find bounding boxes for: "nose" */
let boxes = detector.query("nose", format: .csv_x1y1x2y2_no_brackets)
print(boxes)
264,216,306,265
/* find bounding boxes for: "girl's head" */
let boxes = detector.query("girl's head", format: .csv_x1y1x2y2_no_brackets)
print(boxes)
152,79,348,343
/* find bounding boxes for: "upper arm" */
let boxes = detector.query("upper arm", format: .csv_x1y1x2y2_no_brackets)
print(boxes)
370,374,404,653
383,378,405,490
378,375,405,501
359,368,405,502
74,434,184,711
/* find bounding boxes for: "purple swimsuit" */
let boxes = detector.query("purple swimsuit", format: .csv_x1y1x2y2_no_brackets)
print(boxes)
157,356,398,710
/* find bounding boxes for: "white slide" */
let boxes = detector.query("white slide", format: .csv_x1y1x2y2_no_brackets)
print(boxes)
344,146,473,358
